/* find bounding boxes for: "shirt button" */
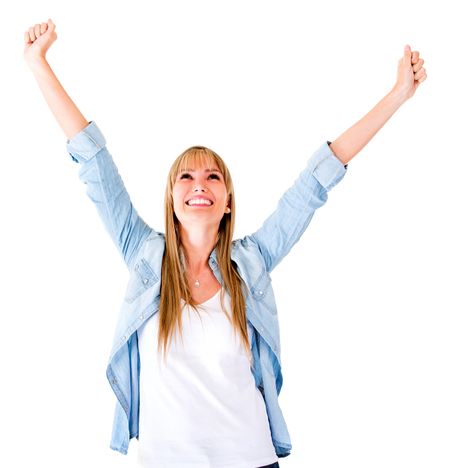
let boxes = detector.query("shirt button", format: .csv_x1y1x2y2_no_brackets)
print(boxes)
143,278,149,284
259,290,263,295
121,335,127,342
140,314,145,321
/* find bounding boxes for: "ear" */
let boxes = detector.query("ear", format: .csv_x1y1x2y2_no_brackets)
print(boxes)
225,195,232,213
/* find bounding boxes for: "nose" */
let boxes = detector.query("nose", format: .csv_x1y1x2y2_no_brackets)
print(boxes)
192,184,207,192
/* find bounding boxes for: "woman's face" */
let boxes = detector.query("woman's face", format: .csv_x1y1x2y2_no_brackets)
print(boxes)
172,161,230,229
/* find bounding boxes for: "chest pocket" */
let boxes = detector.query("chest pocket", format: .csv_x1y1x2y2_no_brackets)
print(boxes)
250,269,272,300
125,258,158,303
250,270,276,308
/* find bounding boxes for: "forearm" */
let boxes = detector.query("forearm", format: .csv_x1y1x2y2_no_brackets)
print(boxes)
26,57,89,140
329,88,408,166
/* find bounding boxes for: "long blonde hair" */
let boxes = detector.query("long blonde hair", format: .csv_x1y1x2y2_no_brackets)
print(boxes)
158,146,252,363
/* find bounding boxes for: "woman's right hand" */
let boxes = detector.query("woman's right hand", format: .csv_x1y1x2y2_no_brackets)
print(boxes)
24,19,57,63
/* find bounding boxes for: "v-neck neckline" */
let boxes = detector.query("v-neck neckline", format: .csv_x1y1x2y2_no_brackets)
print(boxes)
198,287,222,306
181,287,222,307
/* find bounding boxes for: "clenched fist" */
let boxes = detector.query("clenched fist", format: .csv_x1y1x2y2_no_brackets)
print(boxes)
24,19,57,63
394,45,427,100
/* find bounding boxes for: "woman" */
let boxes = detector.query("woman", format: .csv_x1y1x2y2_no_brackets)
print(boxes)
24,19,426,468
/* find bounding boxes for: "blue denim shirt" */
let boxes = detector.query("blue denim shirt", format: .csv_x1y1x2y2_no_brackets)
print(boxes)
66,121,347,458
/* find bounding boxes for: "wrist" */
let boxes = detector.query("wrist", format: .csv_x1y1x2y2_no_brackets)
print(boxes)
389,85,410,105
25,55,48,70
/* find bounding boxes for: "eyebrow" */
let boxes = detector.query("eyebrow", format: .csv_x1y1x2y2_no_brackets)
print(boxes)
179,168,222,173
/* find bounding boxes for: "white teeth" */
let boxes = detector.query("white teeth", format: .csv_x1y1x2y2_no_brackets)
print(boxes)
187,199,212,206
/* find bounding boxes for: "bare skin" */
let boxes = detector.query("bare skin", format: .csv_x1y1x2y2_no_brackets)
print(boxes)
173,164,230,303
329,45,427,165
24,19,88,140
24,20,427,301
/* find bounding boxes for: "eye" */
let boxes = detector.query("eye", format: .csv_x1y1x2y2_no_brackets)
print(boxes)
178,172,220,180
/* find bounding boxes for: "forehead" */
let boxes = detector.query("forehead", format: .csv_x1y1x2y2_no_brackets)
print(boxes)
177,151,220,173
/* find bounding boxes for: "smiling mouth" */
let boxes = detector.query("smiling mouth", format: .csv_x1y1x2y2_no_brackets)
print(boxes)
185,198,213,206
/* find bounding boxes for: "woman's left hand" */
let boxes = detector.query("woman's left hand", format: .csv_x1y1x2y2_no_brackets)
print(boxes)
393,45,427,100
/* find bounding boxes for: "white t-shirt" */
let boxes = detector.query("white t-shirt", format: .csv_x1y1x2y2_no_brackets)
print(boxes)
136,287,279,468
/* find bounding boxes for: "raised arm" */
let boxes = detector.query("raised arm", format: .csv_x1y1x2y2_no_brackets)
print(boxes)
24,19,88,140
24,19,153,268
329,45,427,166
248,45,427,273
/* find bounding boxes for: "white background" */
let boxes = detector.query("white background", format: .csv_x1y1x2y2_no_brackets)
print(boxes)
1,0,449,467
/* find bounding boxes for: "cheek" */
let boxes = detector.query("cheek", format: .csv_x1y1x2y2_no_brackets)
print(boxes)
172,187,183,205
173,198,184,214
217,189,229,206
172,188,190,217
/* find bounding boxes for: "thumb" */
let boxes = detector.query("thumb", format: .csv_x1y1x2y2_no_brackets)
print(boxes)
404,44,411,61
47,18,55,32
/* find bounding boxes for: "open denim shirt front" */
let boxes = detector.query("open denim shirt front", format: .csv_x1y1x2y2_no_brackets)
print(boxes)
66,122,348,458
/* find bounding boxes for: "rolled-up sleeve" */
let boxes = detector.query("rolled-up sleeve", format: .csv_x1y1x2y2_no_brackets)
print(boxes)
66,121,106,163
306,140,348,190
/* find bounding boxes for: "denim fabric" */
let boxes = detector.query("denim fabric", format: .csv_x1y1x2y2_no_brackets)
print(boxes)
66,121,347,459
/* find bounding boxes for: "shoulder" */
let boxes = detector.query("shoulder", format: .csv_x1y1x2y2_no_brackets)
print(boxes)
130,230,166,270
231,235,269,279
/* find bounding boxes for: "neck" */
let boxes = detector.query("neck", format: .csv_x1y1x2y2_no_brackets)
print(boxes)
178,223,218,274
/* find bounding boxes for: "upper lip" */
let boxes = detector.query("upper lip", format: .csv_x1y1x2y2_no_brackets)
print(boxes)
185,196,214,205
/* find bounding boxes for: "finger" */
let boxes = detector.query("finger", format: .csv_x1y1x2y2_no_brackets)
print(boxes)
418,74,427,83
28,26,36,42
40,23,48,35
34,24,41,38
48,18,55,32
415,68,426,80
404,44,411,62
413,58,424,73
24,31,32,44
411,51,420,65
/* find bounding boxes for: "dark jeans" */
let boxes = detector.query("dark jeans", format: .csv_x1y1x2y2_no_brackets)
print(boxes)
257,463,279,468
